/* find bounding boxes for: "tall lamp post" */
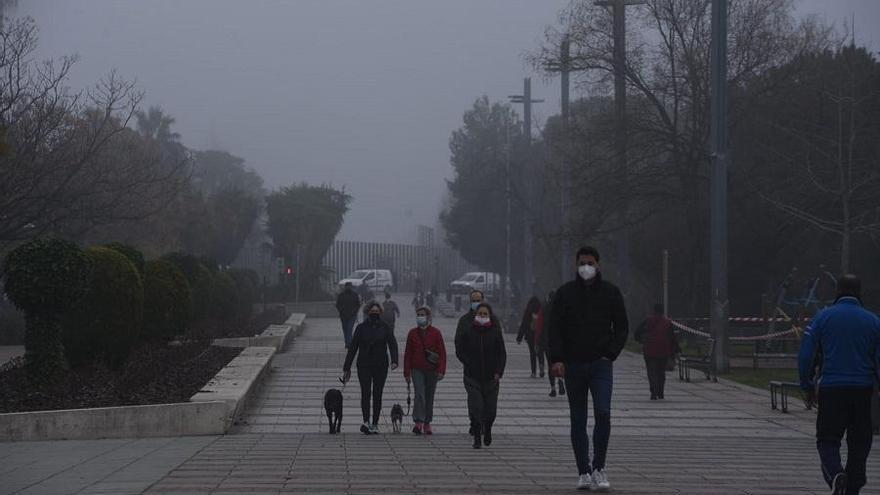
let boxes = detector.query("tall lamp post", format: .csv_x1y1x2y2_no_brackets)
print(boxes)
709,0,730,373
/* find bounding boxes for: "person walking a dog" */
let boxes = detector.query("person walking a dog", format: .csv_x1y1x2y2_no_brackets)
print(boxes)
403,306,447,435
455,302,506,449
336,282,361,349
342,302,399,434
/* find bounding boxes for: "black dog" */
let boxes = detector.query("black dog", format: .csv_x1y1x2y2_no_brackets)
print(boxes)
390,403,404,433
324,388,343,434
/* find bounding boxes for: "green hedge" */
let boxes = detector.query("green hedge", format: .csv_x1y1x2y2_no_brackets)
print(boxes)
63,246,144,368
161,252,213,322
142,259,192,341
104,242,145,276
227,268,258,320
1,238,92,381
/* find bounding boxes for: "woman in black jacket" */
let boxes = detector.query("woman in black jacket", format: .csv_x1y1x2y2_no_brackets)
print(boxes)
342,302,399,434
516,296,543,378
455,302,506,449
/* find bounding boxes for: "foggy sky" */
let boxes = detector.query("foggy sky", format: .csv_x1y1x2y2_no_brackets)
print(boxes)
17,1,880,245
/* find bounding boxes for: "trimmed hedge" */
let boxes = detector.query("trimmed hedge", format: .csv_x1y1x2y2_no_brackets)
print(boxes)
210,271,238,320
227,268,259,320
143,259,192,341
161,252,213,322
104,242,146,276
63,247,144,368
1,238,92,381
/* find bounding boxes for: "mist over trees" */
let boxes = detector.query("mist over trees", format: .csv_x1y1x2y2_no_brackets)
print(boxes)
0,16,352,303
442,0,880,315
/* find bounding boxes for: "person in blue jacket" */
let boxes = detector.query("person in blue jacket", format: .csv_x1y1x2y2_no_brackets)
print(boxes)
798,274,880,495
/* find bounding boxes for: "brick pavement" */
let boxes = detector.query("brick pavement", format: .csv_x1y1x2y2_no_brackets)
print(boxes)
2,301,878,494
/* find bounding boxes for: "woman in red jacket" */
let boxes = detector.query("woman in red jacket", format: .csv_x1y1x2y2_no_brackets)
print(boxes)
403,306,447,435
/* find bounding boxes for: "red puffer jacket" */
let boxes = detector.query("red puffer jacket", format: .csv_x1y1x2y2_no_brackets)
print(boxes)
637,314,680,358
403,326,447,377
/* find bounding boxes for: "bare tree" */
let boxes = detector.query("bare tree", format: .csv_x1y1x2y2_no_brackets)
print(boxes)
758,46,880,273
0,18,189,244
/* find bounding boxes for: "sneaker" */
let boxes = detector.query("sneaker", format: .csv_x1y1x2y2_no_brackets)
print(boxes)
423,424,433,435
412,423,423,435
576,474,591,490
539,370,545,378
531,372,537,378
360,422,371,435
831,472,847,495
549,388,557,397
483,426,492,446
592,469,610,492
369,423,380,434
472,433,482,449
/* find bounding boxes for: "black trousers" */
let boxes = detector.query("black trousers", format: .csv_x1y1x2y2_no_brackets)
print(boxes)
816,387,874,494
464,376,499,431
644,356,668,398
357,365,388,425
526,338,544,375
543,346,561,388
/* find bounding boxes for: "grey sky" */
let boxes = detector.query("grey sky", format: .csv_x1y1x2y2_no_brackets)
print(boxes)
17,1,880,244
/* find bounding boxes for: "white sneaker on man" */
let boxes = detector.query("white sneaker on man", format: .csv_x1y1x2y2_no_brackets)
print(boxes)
592,469,610,492
576,474,592,490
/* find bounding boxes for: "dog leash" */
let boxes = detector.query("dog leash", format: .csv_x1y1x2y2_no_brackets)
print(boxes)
405,382,411,416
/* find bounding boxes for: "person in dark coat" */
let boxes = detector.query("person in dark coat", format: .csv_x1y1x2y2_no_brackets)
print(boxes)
549,246,628,491
381,292,400,331
517,296,544,378
798,274,880,495
342,302,399,435
634,303,680,400
455,302,506,449
335,282,361,349
542,290,566,397
454,289,501,345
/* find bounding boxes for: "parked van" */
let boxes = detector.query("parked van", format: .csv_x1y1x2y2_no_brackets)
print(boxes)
449,272,503,296
338,269,394,292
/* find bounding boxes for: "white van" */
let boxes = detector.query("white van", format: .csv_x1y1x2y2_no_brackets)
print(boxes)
338,269,394,292
449,272,502,296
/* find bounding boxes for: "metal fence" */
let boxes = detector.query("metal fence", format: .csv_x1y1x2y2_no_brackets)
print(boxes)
321,240,477,294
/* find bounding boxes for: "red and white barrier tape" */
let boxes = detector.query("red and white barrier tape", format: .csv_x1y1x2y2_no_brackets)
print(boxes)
671,320,802,342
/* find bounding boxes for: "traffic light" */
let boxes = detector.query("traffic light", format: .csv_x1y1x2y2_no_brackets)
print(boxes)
285,266,293,277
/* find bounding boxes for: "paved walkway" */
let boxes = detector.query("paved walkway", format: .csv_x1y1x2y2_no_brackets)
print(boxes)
2,302,879,494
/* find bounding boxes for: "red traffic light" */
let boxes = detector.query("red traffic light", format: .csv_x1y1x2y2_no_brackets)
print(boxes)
285,266,293,276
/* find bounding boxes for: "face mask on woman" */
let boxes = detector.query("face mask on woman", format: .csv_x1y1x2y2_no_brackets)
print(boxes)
474,315,491,326
416,316,428,328
368,312,380,322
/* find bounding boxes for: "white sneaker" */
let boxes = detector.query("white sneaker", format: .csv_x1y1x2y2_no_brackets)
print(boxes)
369,423,380,434
576,474,592,490
592,469,610,492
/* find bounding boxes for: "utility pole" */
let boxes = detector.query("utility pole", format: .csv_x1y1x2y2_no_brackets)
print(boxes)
595,0,645,296
544,35,572,283
509,78,543,297
709,0,730,373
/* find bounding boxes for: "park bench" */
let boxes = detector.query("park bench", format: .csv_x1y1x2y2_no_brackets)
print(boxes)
678,337,717,382
752,338,799,370
769,380,811,413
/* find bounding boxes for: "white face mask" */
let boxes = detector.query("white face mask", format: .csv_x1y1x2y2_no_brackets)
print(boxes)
416,316,428,328
578,264,597,281
474,315,491,326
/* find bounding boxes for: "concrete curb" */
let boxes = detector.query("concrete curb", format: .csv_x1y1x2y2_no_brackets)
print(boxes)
0,314,309,442
213,313,306,350
0,400,229,442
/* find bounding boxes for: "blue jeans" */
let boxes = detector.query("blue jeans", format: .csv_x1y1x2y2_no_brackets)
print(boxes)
412,369,439,424
341,317,356,348
565,358,613,474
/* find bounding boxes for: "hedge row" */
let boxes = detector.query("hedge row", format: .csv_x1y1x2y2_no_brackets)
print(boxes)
1,239,259,379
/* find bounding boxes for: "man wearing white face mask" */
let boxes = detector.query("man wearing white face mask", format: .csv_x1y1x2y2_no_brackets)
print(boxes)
549,246,629,492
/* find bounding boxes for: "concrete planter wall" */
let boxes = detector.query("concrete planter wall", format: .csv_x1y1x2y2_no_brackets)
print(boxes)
0,315,306,442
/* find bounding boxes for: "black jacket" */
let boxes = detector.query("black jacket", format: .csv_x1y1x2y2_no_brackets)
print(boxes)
336,289,361,319
455,321,507,381
343,318,399,371
455,310,501,344
548,272,629,364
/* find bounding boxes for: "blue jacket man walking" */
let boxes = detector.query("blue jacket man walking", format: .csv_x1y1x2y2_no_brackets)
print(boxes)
798,274,880,495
